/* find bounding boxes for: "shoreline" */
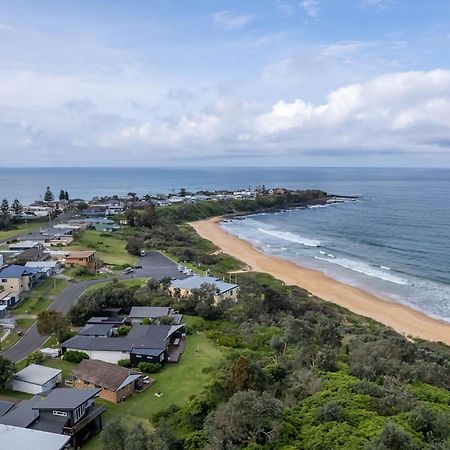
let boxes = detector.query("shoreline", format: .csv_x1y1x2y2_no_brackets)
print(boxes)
190,216,450,345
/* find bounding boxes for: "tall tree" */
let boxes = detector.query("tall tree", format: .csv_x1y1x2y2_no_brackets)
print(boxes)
64,191,69,200
12,199,23,216
59,189,65,200
44,186,54,202
37,310,70,343
1,199,9,215
0,356,15,389
140,204,158,228
101,419,127,450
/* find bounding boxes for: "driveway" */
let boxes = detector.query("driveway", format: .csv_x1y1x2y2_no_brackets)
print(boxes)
2,251,184,362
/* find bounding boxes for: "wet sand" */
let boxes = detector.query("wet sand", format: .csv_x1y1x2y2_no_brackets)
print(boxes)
190,217,450,345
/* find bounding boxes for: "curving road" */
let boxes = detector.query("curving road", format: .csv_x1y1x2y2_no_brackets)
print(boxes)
2,251,184,362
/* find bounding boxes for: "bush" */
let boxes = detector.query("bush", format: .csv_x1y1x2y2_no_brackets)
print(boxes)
118,359,131,368
138,362,162,373
117,325,131,336
63,350,89,363
73,266,95,277
26,351,45,366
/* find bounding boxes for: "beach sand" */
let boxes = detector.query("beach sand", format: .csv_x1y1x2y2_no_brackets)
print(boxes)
190,217,450,345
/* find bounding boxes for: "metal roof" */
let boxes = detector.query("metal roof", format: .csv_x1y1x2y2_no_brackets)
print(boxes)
171,276,238,294
14,364,62,386
0,265,38,278
33,388,101,411
128,306,171,318
0,424,70,450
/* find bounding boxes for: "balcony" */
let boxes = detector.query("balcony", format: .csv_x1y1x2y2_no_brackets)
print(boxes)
62,405,106,435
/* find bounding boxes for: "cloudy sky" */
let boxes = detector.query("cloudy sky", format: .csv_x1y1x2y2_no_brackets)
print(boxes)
1,0,450,167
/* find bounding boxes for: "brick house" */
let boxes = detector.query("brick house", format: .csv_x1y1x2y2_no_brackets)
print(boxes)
65,251,102,271
70,359,143,403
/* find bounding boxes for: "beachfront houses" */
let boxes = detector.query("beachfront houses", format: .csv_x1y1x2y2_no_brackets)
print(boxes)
169,275,239,303
65,250,101,271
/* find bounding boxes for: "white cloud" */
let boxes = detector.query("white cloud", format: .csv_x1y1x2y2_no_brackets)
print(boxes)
301,0,319,17
212,10,255,30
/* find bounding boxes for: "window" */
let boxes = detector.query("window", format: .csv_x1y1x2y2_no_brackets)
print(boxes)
1,279,6,282
53,410,68,417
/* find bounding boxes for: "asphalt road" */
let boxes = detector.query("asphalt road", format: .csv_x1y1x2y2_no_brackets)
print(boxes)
2,251,184,362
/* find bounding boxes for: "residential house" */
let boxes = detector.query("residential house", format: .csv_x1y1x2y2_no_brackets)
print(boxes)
71,359,142,403
9,241,43,252
25,261,60,277
0,388,104,448
0,304,7,318
65,251,101,271
61,324,186,365
169,276,239,302
0,265,39,294
12,246,46,265
0,424,70,450
128,306,183,325
12,364,62,395
0,291,20,308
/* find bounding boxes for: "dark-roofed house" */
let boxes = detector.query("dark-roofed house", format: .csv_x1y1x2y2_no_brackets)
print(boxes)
87,316,127,326
0,388,104,448
61,324,186,365
78,323,115,338
128,306,183,325
12,364,62,394
71,359,142,403
0,401,14,417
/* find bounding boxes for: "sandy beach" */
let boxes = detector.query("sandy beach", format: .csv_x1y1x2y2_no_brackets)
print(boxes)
190,217,450,345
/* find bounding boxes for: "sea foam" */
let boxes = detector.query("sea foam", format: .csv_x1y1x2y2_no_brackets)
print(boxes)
258,228,321,247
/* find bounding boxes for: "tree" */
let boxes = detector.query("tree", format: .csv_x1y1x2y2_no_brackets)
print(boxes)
59,189,65,200
0,355,15,389
365,422,418,450
124,422,152,450
44,186,54,202
12,199,22,216
76,201,89,211
230,356,265,392
126,236,144,256
205,390,282,448
36,310,70,343
102,418,127,450
1,199,9,215
64,191,69,200
140,204,158,228
26,351,45,366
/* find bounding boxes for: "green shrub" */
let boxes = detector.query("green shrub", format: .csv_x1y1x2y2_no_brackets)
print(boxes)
26,351,45,366
137,362,162,373
118,359,131,368
63,350,89,363
73,266,95,277
117,325,131,336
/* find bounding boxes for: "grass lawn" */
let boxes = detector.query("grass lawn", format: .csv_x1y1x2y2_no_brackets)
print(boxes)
67,231,137,267
0,221,45,241
83,329,223,450
42,358,76,380
81,278,149,296
0,389,31,402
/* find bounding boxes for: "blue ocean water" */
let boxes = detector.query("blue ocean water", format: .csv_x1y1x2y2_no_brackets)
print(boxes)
0,167,449,320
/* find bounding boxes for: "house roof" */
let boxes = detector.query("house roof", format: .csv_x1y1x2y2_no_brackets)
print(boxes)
128,306,171,318
67,250,95,259
0,401,14,417
79,323,114,337
87,316,127,325
9,240,41,248
0,424,70,450
14,364,62,386
171,276,238,294
25,261,58,269
62,324,185,353
71,359,141,391
0,397,41,427
32,388,101,411
0,265,38,278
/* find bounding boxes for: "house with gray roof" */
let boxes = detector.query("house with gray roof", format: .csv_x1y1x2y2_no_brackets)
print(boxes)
169,275,239,302
61,324,186,365
0,388,105,448
0,265,39,299
12,364,62,394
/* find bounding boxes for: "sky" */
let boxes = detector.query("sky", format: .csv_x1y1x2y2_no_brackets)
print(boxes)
1,0,450,167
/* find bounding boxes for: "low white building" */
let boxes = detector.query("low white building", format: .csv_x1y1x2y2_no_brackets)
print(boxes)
12,364,62,394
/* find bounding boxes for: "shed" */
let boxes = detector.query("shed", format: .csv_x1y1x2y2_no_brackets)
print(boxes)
12,364,62,394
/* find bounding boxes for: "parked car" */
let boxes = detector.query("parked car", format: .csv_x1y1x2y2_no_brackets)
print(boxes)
140,250,146,256
123,267,134,274
134,265,143,269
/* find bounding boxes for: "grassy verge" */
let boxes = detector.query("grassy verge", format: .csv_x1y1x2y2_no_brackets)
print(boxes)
67,230,137,267
83,328,223,450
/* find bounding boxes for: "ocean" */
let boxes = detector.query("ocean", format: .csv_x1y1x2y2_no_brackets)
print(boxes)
1,167,449,321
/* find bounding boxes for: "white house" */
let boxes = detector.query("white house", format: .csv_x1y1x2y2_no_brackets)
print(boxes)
12,364,62,394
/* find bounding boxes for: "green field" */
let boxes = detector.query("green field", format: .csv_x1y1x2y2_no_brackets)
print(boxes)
67,231,137,267
0,221,45,241
84,329,223,450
